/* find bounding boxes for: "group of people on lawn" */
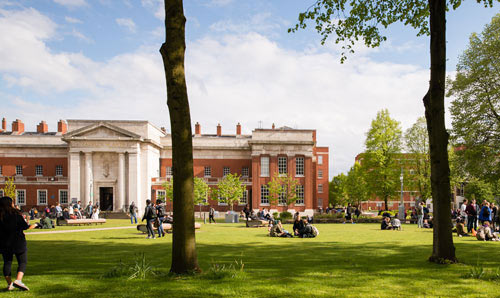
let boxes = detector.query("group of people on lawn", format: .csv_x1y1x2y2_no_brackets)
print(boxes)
140,199,173,239
269,212,319,238
455,199,500,241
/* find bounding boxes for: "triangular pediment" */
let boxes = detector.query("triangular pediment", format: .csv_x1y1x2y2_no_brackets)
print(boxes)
63,122,142,140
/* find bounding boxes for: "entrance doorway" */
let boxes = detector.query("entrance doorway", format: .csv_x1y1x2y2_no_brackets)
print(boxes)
99,187,113,211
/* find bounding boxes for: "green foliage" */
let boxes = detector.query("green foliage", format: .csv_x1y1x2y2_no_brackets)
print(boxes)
100,259,129,279
363,109,403,209
448,13,500,184
329,173,348,207
3,177,16,198
213,173,246,210
279,211,293,220
404,117,431,200
464,178,495,202
465,261,486,280
162,177,210,206
345,161,368,207
101,253,157,280
267,172,300,210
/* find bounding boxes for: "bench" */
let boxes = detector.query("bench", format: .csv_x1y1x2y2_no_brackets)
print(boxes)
136,222,201,234
58,219,106,226
246,219,268,228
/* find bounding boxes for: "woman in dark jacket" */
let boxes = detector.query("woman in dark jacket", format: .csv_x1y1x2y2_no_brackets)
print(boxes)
0,196,35,291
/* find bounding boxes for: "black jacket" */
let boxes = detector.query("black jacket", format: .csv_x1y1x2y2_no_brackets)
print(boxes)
0,212,29,253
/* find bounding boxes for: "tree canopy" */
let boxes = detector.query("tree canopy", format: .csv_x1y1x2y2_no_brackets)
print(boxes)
448,13,500,183
404,117,431,201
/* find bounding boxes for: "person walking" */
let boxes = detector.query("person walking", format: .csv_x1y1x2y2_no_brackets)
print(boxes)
417,202,424,228
209,207,216,224
0,196,36,291
129,202,137,224
156,200,166,238
141,200,157,239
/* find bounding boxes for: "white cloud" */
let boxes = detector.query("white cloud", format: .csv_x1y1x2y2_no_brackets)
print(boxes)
65,16,82,23
116,17,136,33
53,0,87,8
210,12,286,37
141,0,163,20
1,7,434,178
205,0,233,7
70,28,93,43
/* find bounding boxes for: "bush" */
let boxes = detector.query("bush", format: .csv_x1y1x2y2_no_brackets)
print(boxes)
280,211,292,219
272,212,279,219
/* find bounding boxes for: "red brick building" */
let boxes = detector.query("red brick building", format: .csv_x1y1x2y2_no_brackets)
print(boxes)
0,118,328,216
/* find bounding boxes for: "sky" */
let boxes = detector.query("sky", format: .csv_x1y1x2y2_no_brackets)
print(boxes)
1,0,499,179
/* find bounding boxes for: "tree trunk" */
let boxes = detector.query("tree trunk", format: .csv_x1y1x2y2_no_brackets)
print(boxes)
424,0,457,263
384,195,388,211
160,0,200,273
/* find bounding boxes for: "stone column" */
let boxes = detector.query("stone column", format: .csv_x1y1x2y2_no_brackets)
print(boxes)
84,152,93,207
117,152,125,212
69,152,80,205
128,152,142,214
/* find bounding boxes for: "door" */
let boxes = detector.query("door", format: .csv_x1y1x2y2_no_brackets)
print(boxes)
99,187,113,211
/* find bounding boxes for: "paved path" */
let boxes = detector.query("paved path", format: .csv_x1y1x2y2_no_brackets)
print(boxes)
26,226,137,235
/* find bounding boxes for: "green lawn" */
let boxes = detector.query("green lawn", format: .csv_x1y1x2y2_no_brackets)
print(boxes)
25,219,136,232
2,222,500,298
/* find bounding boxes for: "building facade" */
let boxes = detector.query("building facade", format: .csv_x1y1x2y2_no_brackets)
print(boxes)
0,118,328,216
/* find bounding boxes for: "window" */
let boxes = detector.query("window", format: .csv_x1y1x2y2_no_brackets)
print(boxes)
318,170,323,179
239,190,248,205
223,167,230,177
36,165,43,176
278,186,287,206
16,190,26,206
260,185,269,205
157,190,166,201
242,167,249,178
260,156,269,177
16,165,23,176
0,165,2,176
0,189,3,197
218,195,227,206
318,183,323,193
295,185,304,205
59,190,68,204
165,166,172,177
56,165,63,176
295,157,304,176
409,169,415,175
37,190,47,205
278,156,287,174
318,155,323,165
204,166,211,177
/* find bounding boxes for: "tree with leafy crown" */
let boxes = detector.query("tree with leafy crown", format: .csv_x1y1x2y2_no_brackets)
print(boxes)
363,109,402,211
3,177,16,199
161,177,209,217
404,117,431,202
329,173,348,207
268,172,300,212
345,161,368,209
448,13,500,185
290,0,499,263
212,173,246,211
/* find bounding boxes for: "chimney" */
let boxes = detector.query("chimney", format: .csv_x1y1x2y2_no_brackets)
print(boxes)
0,118,5,132
195,122,201,136
236,123,241,135
160,127,166,134
37,121,48,133
57,120,67,134
272,123,275,130
216,123,221,136
12,119,24,135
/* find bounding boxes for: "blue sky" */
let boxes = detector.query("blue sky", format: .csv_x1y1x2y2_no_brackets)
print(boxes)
1,0,499,178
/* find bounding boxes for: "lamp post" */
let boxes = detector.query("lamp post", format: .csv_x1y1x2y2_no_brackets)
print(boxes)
398,168,405,221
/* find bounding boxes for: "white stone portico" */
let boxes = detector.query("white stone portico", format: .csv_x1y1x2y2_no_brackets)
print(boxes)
63,120,162,215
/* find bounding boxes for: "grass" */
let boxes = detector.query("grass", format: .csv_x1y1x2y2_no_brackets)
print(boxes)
2,222,500,297
25,219,135,232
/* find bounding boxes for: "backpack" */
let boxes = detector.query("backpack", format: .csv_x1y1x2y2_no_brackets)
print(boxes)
311,225,319,237
157,205,166,217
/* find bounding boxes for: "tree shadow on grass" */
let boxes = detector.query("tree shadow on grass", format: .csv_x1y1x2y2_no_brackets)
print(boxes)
21,234,500,298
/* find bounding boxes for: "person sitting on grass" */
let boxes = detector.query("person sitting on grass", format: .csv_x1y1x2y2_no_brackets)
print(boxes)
35,213,54,229
269,220,293,238
298,219,318,238
455,218,469,237
391,217,402,230
476,221,499,241
381,217,393,230
293,216,304,236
